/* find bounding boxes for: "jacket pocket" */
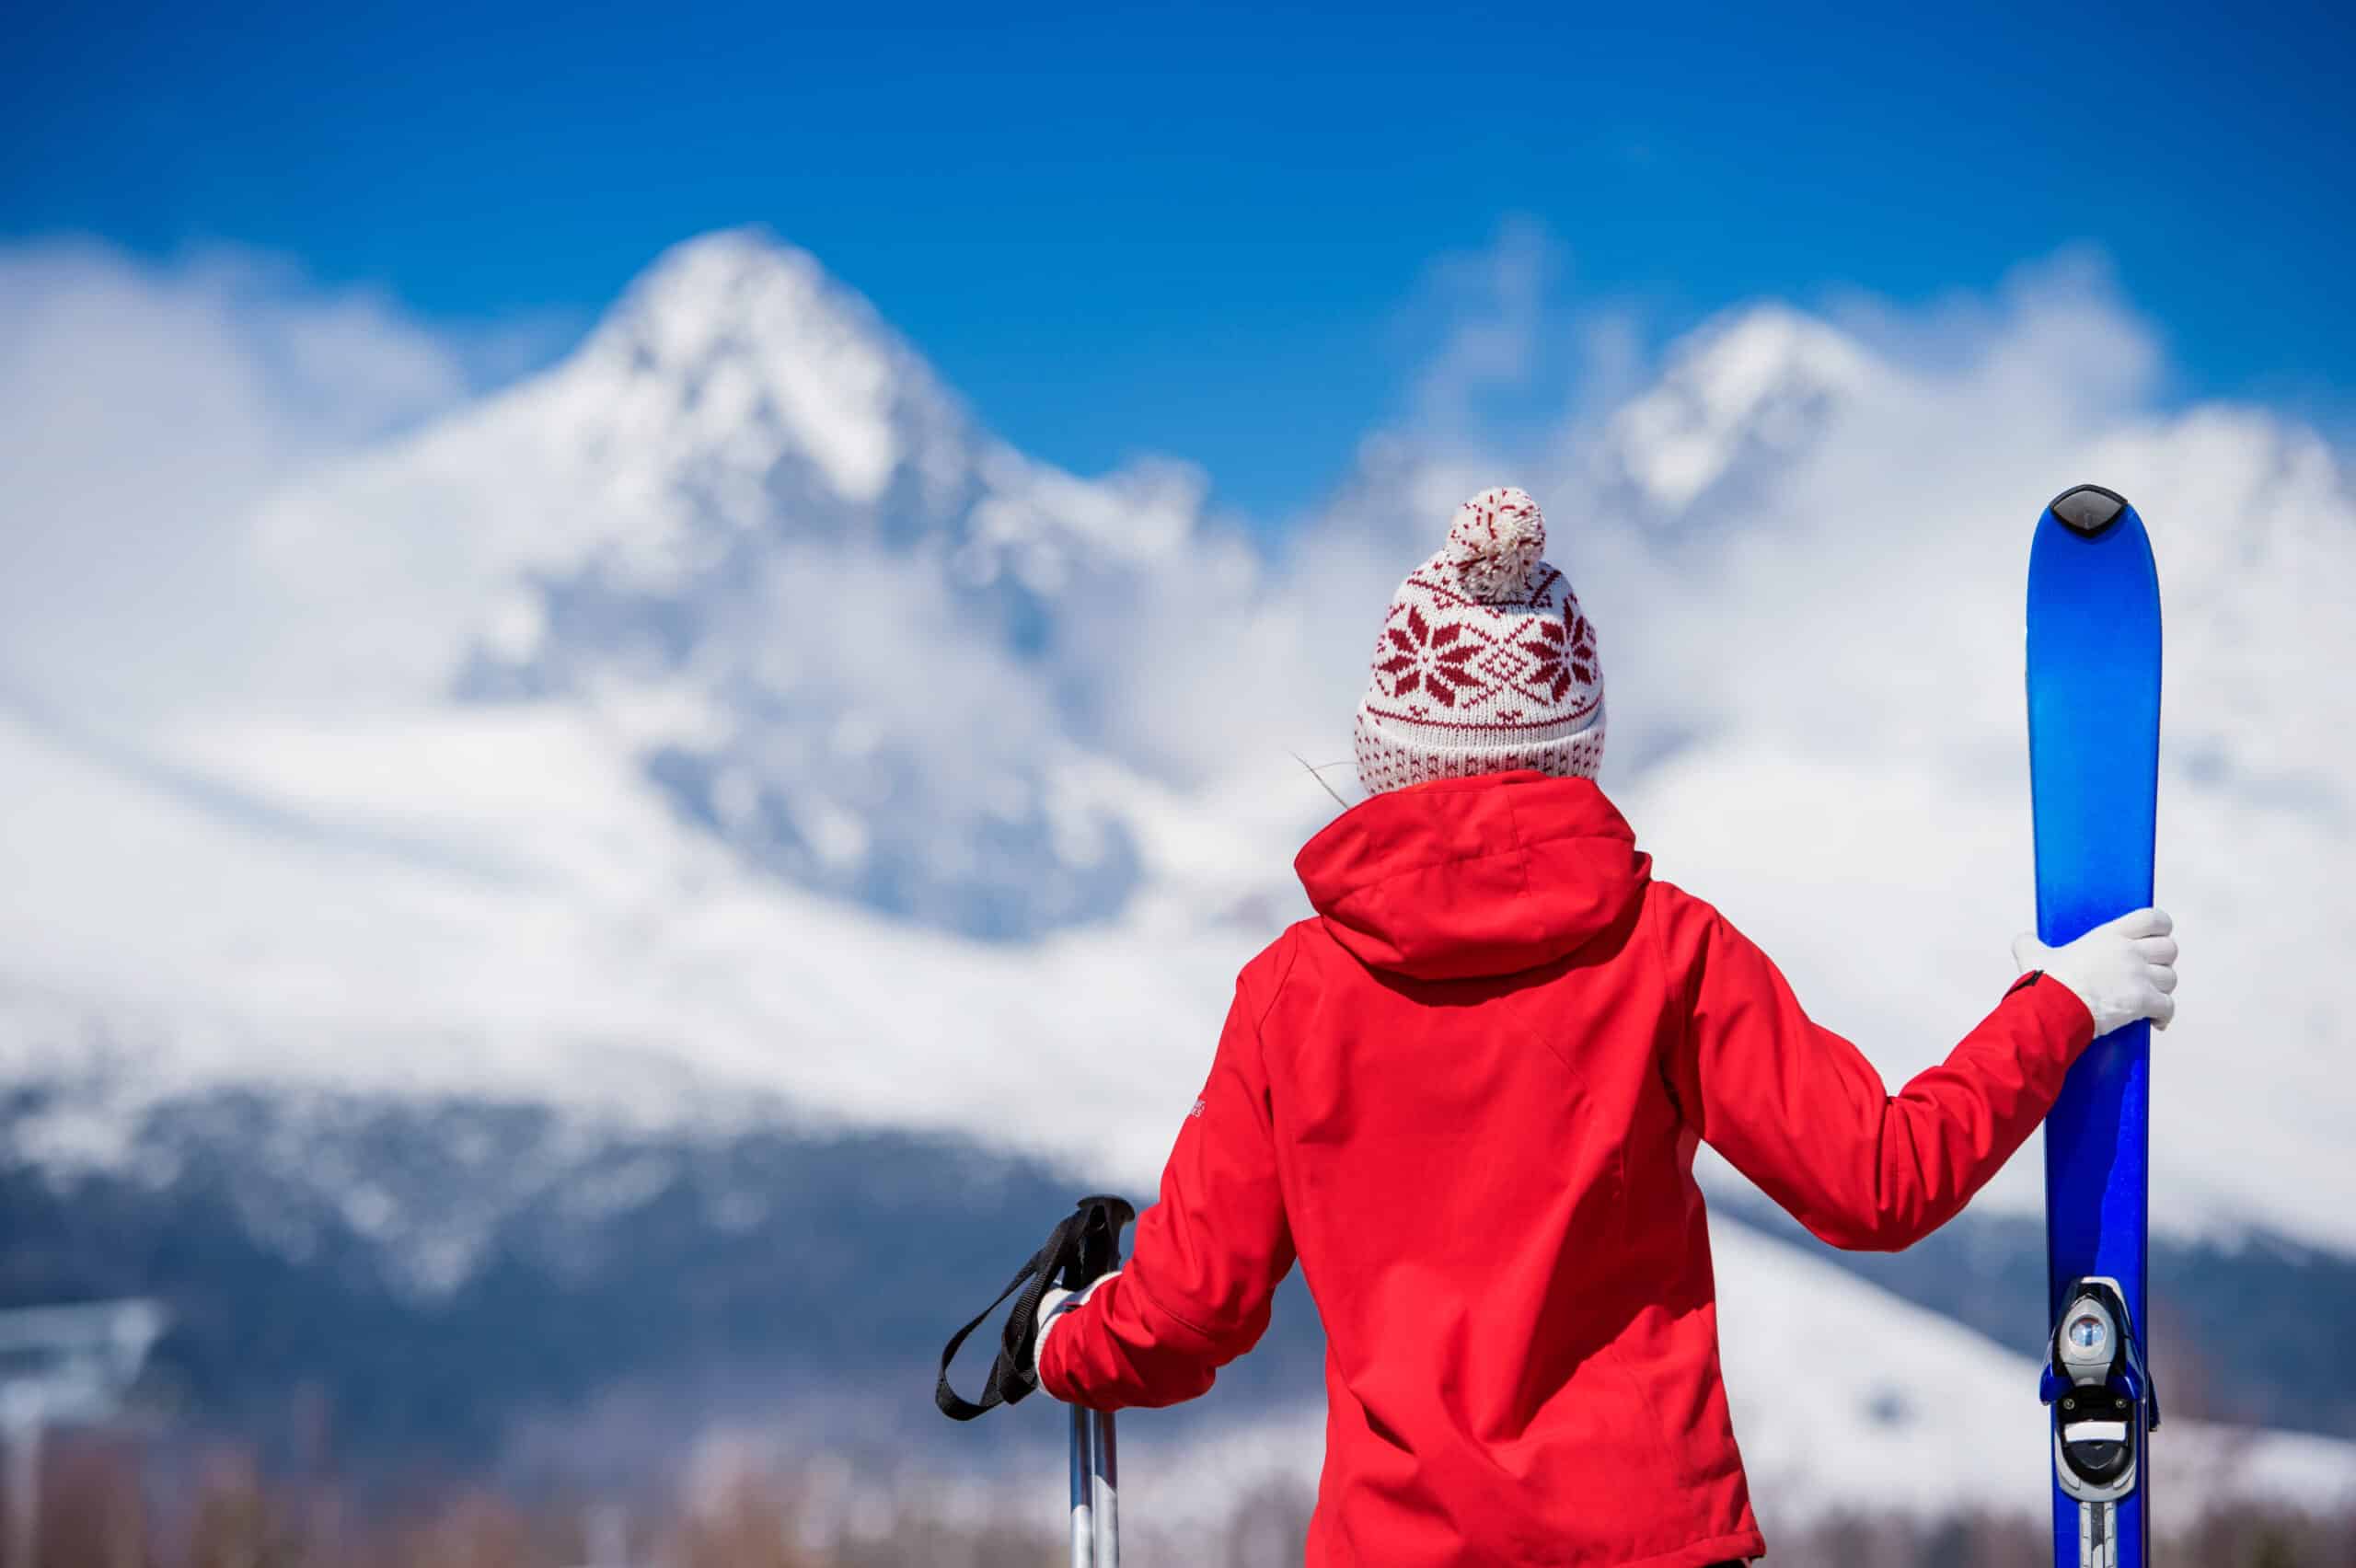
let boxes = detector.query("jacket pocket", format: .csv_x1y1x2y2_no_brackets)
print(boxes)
1603,1338,1702,1495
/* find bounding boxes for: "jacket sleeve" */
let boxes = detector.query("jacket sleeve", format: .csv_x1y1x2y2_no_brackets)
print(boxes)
1651,883,2096,1252
1038,951,1298,1410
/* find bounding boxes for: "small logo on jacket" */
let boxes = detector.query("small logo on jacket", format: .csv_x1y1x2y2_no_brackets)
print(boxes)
1187,1097,1207,1120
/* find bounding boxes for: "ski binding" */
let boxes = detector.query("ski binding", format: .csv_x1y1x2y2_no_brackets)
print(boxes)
2040,1276,2160,1567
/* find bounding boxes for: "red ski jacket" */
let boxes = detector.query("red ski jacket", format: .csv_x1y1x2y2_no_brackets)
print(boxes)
1039,771,2094,1567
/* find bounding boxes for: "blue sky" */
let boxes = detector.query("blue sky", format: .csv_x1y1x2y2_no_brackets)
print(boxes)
6,1,2350,517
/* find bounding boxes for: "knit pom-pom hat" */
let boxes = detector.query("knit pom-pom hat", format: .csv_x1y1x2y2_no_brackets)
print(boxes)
1353,486,1605,794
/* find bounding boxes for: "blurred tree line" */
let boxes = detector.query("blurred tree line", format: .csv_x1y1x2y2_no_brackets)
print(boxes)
14,1431,2355,1568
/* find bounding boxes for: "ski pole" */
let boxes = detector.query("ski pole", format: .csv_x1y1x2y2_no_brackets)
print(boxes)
1073,1198,1125,1567
1091,1404,1119,1567
1068,1402,1095,1568
1065,1374,1120,1565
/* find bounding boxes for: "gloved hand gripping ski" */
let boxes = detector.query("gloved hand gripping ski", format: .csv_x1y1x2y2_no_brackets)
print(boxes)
2014,908,2177,1038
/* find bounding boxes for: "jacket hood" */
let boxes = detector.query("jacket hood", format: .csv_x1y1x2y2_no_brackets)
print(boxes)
1295,771,1650,982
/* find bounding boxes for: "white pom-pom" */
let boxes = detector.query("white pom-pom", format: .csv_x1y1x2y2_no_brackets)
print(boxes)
1446,486,1546,601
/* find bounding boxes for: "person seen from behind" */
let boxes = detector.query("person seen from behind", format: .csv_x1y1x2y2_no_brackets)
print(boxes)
1033,487,2179,1568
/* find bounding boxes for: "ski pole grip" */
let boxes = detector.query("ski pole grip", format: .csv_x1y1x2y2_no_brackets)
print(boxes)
937,1193,1136,1423
1069,1192,1129,1286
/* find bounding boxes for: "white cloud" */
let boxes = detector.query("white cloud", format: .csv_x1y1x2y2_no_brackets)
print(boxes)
1399,215,1561,436
0,240,552,714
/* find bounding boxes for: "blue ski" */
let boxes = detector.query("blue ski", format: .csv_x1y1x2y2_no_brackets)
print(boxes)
2027,484,2163,1568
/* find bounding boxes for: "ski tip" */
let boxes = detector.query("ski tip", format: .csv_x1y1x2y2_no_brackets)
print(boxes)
2048,484,2131,536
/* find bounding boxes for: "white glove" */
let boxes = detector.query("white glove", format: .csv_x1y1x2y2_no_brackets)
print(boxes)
2013,907,2178,1038
1032,1270,1119,1385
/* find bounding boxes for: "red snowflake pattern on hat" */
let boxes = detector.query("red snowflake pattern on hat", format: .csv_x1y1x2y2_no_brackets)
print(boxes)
1511,605,1600,705
1374,603,1496,709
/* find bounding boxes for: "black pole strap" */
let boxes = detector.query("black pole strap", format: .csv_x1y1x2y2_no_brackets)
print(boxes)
936,1193,1134,1422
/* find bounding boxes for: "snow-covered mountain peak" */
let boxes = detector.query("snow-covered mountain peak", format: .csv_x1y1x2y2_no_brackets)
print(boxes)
1606,304,1875,513
240,229,987,682
555,228,964,514
240,229,1250,940
448,228,980,590
606,227,849,352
